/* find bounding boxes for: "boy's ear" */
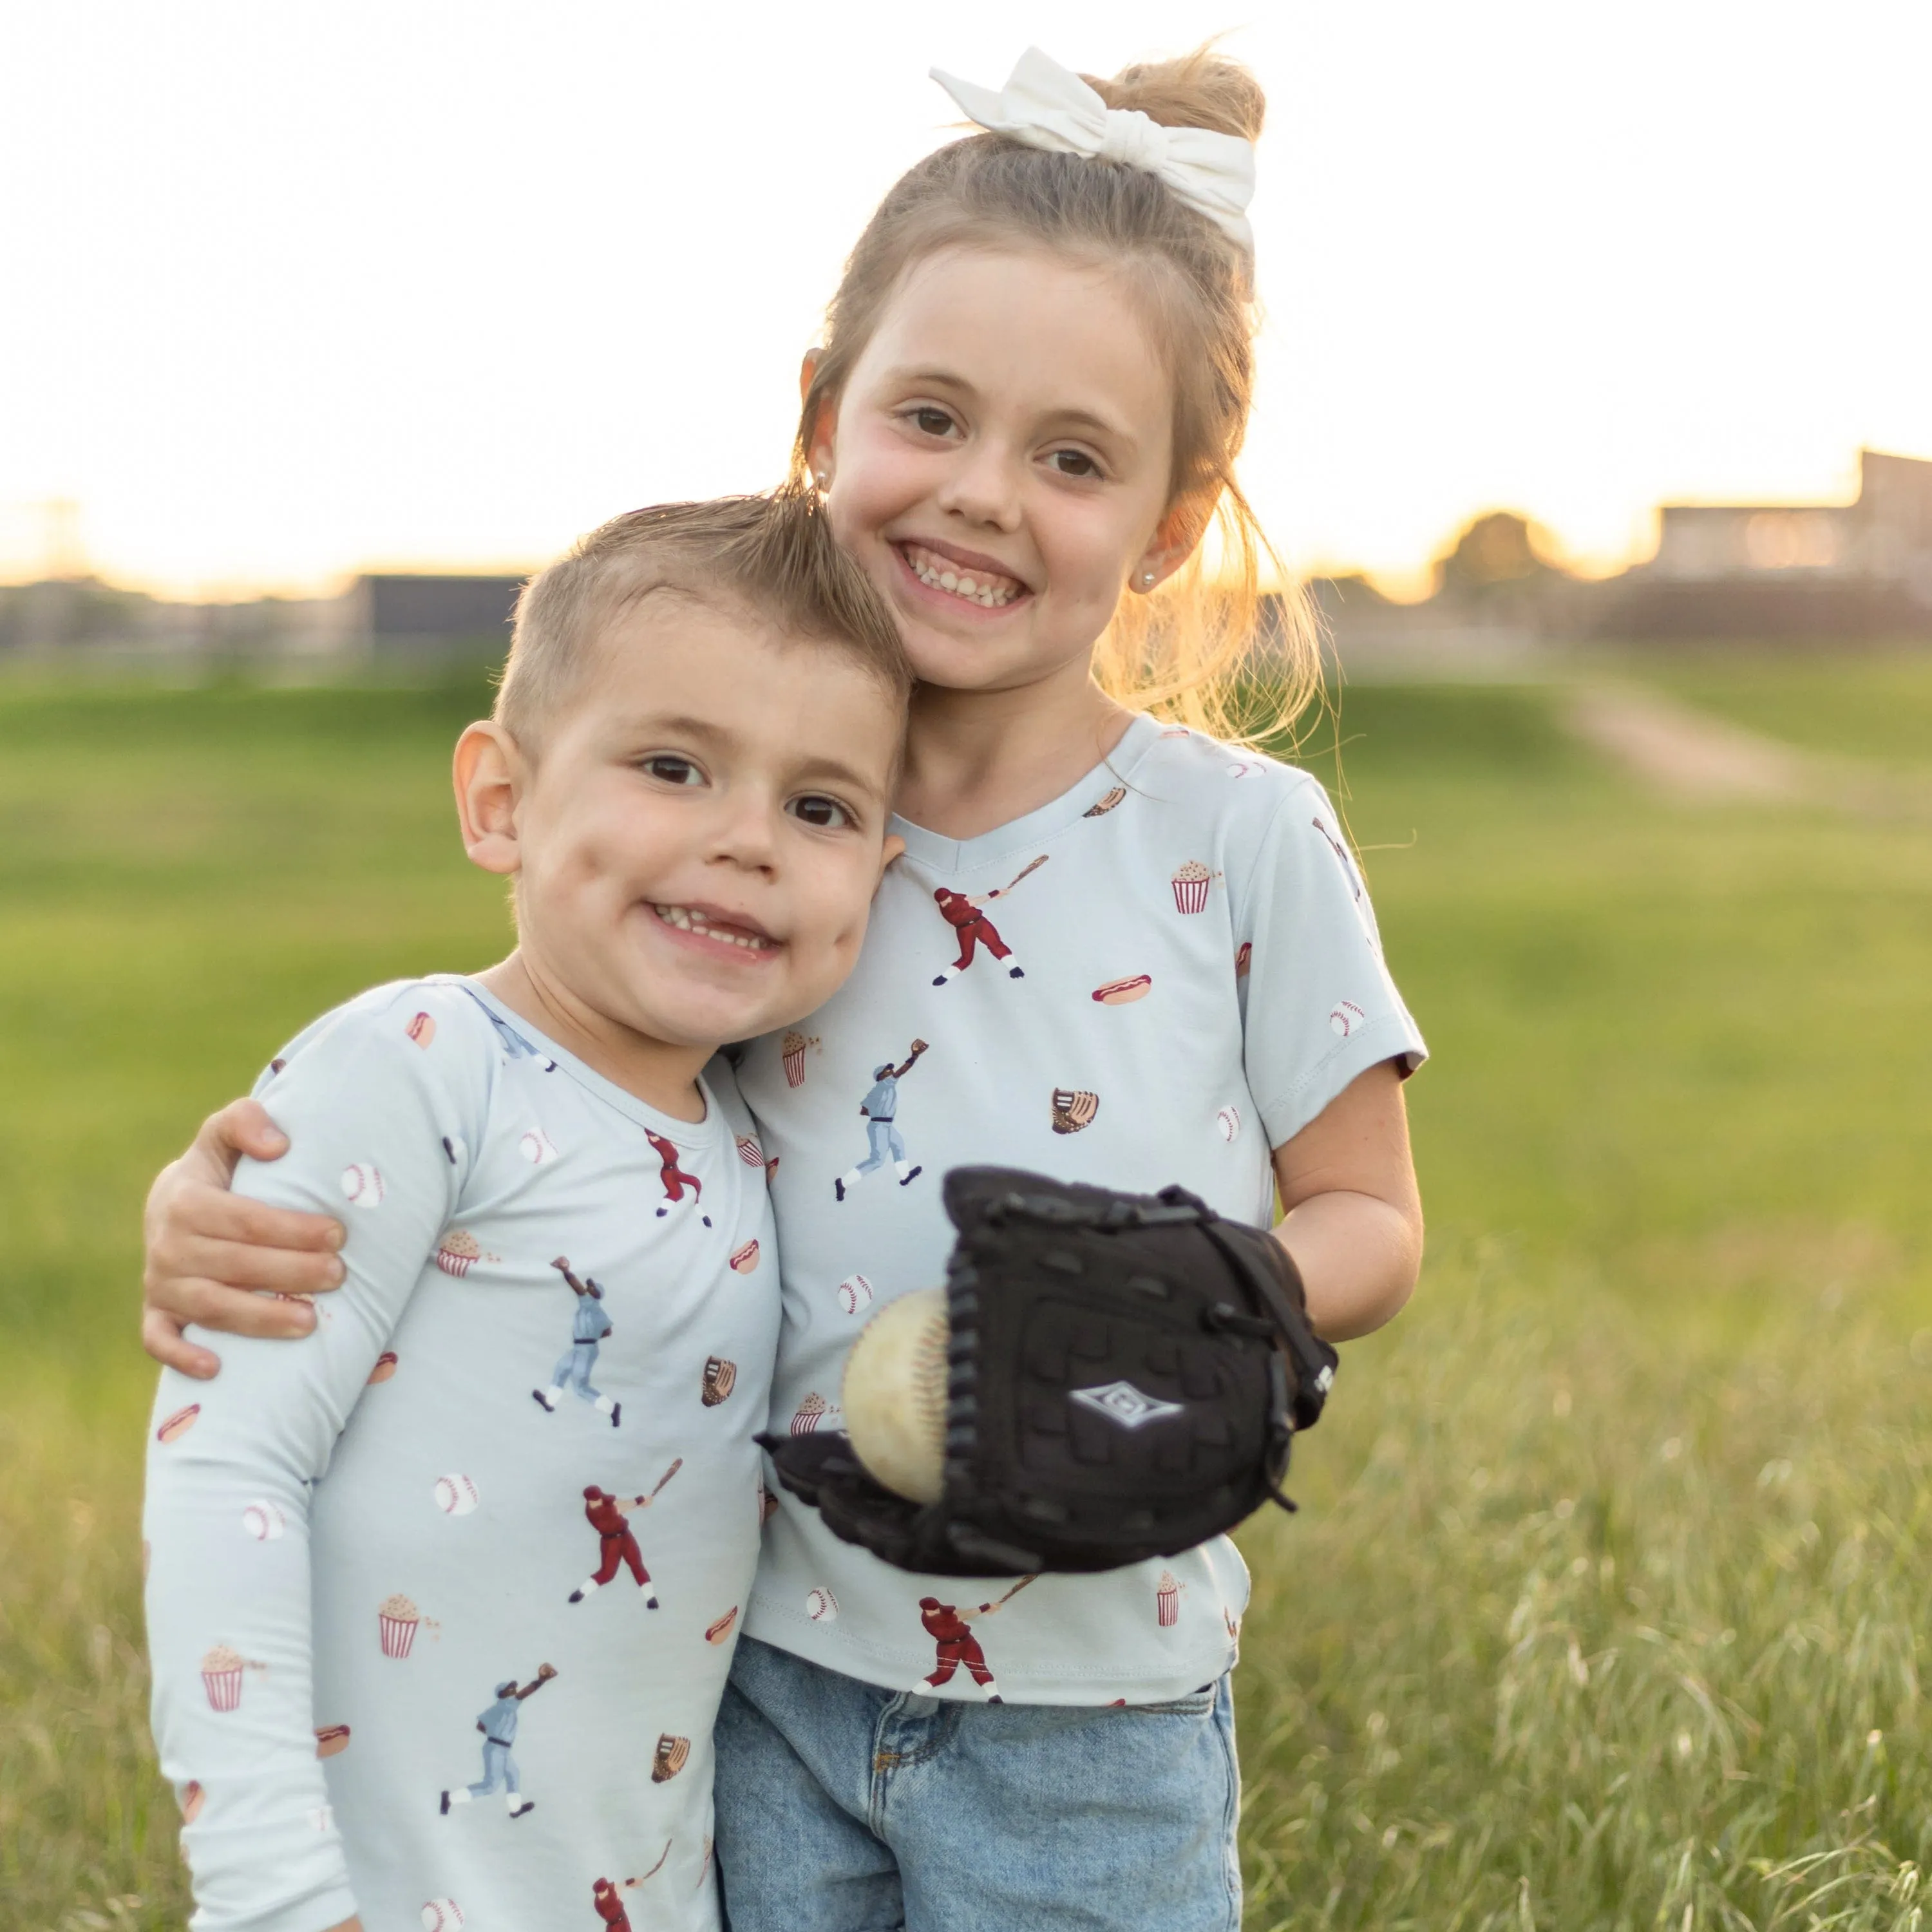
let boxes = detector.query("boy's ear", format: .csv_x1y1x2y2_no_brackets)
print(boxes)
453,722,525,876
1132,488,1218,594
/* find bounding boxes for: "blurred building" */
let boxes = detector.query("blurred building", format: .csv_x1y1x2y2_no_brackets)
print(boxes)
346,574,525,656
1604,449,1932,640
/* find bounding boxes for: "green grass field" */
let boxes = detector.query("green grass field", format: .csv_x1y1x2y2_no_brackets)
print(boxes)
6,659,1932,1929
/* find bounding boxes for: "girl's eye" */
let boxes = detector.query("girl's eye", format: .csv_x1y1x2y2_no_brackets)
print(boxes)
642,755,705,786
788,794,855,831
1048,449,1101,479
909,406,956,438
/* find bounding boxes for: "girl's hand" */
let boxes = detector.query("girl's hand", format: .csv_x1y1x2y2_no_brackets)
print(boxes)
141,1098,347,1378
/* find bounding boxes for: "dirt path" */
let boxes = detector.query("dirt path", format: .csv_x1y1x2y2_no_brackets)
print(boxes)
1564,683,1930,817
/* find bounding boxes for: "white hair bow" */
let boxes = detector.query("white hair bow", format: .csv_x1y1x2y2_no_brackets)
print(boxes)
930,46,1256,250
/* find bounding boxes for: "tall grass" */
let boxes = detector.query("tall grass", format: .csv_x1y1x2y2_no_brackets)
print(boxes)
4,665,1931,1926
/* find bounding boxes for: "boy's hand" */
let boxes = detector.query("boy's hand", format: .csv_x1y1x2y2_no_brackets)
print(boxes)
141,1097,348,1379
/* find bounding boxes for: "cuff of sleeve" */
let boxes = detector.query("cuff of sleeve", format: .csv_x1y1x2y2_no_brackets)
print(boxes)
1256,1011,1428,1151
181,1812,358,1932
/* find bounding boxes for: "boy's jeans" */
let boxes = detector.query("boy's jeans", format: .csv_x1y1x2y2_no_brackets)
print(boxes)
715,1635,1241,1932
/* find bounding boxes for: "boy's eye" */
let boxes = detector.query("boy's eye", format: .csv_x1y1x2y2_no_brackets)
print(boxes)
641,755,705,786
788,794,855,831
1048,449,1100,478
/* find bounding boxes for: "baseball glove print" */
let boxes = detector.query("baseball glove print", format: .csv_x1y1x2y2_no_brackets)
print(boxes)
760,1167,1338,1576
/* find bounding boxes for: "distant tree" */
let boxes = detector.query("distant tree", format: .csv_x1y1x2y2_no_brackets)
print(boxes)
1435,512,1563,594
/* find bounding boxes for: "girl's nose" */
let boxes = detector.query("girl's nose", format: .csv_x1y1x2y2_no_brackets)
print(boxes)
936,440,1022,531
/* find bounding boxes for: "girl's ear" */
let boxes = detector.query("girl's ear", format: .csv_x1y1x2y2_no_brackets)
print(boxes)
453,722,525,876
1132,489,1218,595
800,348,837,484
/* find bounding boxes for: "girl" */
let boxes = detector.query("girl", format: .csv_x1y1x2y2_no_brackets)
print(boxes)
142,45,1426,1931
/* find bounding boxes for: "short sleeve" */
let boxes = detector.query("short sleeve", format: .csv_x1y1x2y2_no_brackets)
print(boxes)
142,983,489,1932
1233,779,1427,1150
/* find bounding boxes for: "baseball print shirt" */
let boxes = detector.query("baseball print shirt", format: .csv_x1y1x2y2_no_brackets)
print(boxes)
144,976,777,1932
736,715,1427,1705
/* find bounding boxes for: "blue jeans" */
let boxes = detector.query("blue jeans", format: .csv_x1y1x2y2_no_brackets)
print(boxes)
714,1636,1240,1932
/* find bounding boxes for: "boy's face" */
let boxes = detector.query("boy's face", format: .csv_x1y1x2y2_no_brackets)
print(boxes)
494,596,903,1053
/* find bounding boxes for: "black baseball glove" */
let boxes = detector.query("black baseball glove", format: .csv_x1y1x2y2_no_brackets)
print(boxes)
759,1166,1338,1576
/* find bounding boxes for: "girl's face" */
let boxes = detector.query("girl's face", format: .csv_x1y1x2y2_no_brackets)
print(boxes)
813,245,1186,697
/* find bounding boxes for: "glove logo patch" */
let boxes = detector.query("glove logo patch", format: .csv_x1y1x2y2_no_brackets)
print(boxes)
1069,1381,1185,1429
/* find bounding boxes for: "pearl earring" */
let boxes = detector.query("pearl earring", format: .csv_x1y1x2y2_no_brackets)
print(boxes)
814,471,829,489
1141,570,1156,587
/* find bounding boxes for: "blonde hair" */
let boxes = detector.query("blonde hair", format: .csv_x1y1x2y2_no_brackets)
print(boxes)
497,489,912,752
793,46,1320,746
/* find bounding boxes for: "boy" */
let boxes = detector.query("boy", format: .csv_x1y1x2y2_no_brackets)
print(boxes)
143,492,909,1932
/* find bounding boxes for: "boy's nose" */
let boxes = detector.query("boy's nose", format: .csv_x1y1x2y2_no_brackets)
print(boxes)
705,798,781,873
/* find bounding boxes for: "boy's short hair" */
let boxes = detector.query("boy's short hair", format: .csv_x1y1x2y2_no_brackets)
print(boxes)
495,489,911,751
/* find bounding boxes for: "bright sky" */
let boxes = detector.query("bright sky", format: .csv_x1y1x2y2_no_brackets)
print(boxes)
3,1,1928,598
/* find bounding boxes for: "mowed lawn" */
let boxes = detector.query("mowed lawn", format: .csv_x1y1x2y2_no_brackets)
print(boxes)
5,661,1932,1929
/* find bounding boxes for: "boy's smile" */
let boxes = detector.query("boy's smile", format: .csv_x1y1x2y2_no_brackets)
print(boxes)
457,595,905,1117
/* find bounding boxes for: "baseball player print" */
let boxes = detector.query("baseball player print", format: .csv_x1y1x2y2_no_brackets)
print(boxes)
644,1129,711,1226
835,1041,929,1202
439,1663,557,1819
591,1845,671,1930
533,1257,621,1426
477,1003,560,1071
929,855,1047,985
569,1460,681,1605
915,1577,1034,1702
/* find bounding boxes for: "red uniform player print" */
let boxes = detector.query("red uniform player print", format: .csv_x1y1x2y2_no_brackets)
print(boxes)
644,1129,711,1227
590,1842,670,1927
915,1576,1034,1702
569,1461,681,1606
929,855,1047,987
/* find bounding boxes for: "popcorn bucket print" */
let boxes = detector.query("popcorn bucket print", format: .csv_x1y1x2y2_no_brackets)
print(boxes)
1155,1571,1181,1627
434,1231,495,1278
1171,862,1213,914
791,1393,829,1435
781,1031,818,1088
200,1644,261,1710
377,1594,428,1658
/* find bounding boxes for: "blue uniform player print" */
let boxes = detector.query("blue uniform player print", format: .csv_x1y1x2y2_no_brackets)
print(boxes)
460,986,560,1070
439,1662,556,1819
533,1258,621,1426
835,1039,929,1202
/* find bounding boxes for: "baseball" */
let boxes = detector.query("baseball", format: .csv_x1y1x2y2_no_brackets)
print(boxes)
837,1272,875,1315
421,1902,465,1932
840,1289,949,1506
1329,1000,1366,1037
518,1127,558,1165
1217,1105,1242,1142
240,1500,285,1542
433,1473,480,1517
339,1163,384,1208
804,1586,839,1622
